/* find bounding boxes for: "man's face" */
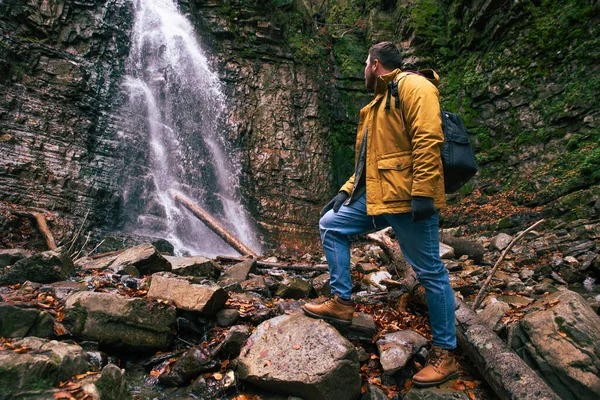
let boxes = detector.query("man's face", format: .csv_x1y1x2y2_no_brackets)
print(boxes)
364,55,377,91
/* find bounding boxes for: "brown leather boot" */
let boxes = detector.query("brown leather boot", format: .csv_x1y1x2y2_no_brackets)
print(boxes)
301,296,353,326
412,346,459,388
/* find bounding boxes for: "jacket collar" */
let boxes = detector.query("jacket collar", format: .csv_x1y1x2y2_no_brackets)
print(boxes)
375,68,401,95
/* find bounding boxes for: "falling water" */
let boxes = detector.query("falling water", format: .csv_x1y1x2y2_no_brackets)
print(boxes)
119,0,261,257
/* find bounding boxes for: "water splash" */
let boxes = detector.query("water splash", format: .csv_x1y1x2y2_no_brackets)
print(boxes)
119,0,261,257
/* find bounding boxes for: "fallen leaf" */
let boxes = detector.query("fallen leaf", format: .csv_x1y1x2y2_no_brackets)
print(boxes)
293,344,301,350
213,373,223,381
53,392,73,399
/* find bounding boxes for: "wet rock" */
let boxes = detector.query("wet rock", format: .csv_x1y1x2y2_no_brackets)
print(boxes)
147,272,228,316
90,363,130,400
218,259,257,287
312,272,331,297
0,248,74,285
274,276,313,299
164,255,221,279
511,289,600,399
241,275,272,299
0,337,91,396
159,347,217,387
63,291,176,352
237,314,361,400
376,330,428,375
213,324,253,358
188,371,236,399
0,303,54,338
109,243,171,276
360,384,389,400
0,248,33,268
404,386,471,399
216,309,240,327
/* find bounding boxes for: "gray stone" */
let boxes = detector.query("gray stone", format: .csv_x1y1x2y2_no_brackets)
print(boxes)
40,280,88,300
218,259,257,286
0,337,91,396
274,276,313,299
312,272,331,297
0,304,54,338
241,275,272,298
214,324,253,358
0,248,33,268
0,248,74,285
489,233,513,251
164,255,221,278
216,309,240,327
63,291,176,351
439,242,455,259
376,330,428,375
158,347,217,387
512,289,600,399
237,314,361,400
147,272,228,316
479,298,510,332
109,243,171,275
93,363,130,400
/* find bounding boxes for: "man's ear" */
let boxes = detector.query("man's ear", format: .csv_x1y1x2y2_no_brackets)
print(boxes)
371,58,379,72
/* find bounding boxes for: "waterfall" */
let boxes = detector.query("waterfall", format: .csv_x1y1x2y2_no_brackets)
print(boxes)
119,0,261,257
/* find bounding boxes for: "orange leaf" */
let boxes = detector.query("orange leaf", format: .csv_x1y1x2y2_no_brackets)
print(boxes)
293,344,301,350
213,373,223,381
54,322,68,336
13,347,30,354
53,392,73,399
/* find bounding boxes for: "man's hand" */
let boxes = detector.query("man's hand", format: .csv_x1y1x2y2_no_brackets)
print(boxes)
320,192,349,217
411,196,435,222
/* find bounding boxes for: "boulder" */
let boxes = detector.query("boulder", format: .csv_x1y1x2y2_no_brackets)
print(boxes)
147,272,228,316
489,233,513,251
511,289,600,400
63,291,176,351
0,248,33,268
237,314,361,400
0,248,74,285
164,255,221,278
376,330,428,375
218,259,257,287
0,337,91,396
312,272,331,297
274,276,313,299
0,304,54,338
109,243,171,275
439,235,485,263
158,347,217,387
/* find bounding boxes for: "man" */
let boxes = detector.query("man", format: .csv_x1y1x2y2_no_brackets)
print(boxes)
302,42,459,387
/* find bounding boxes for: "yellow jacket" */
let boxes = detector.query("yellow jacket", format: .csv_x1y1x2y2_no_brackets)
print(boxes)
340,69,446,215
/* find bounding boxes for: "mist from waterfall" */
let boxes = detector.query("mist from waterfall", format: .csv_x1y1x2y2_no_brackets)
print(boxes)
119,0,261,257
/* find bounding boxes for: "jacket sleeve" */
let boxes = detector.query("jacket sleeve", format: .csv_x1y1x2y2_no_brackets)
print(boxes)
401,77,444,198
339,174,355,195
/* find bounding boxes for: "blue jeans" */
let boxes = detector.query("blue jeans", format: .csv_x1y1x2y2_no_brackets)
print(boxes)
320,194,457,349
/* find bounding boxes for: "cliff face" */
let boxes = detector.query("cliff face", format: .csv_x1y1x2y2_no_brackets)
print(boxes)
0,0,133,246
1,0,599,251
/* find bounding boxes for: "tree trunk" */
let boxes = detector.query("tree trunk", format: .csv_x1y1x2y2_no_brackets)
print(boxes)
455,297,561,400
170,190,258,257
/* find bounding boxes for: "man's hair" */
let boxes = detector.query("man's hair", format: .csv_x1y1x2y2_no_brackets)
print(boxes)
369,42,402,70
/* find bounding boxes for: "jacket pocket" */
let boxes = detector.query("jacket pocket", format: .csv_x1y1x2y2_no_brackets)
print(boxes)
377,154,413,202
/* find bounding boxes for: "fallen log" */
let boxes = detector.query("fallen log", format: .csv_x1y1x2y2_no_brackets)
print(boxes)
170,190,258,257
13,210,57,250
367,227,417,293
455,297,561,400
216,255,328,272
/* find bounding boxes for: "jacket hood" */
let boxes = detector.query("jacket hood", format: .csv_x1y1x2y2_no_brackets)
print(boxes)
375,68,440,95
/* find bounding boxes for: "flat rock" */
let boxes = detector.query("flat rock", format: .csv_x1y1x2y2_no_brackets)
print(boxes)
237,313,361,400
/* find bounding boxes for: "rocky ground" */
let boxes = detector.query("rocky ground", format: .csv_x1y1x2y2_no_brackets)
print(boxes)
1,213,600,400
